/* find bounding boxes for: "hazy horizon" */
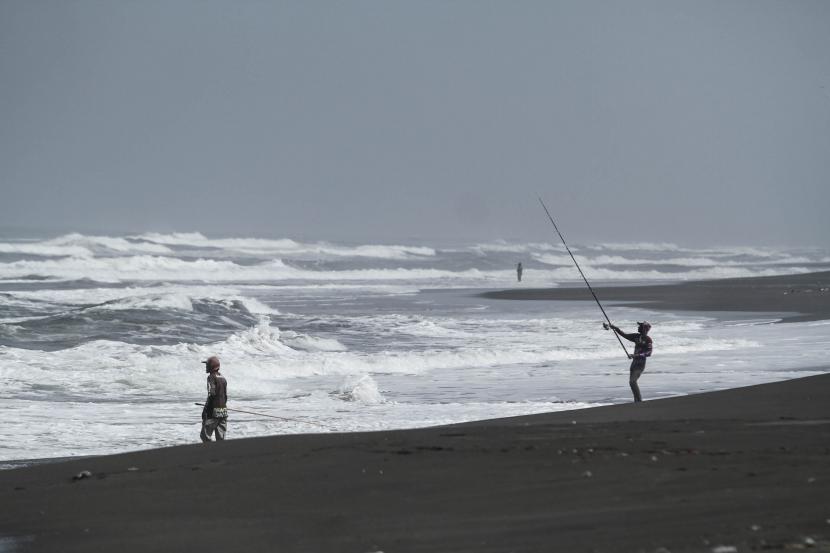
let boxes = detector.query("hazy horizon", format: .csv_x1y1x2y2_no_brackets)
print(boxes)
2,1,829,247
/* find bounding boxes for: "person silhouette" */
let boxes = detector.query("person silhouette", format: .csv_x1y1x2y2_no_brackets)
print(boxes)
604,322,652,402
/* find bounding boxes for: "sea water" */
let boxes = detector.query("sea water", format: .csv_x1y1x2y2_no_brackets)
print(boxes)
1,233,828,461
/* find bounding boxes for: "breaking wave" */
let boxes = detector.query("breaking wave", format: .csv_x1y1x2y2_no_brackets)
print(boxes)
0,313,767,403
132,232,436,259
0,233,172,257
0,285,276,314
0,233,436,261
0,255,505,284
469,241,563,254
337,375,386,404
3,231,829,461
1,254,822,286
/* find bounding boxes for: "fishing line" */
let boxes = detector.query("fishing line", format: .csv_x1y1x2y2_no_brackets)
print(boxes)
195,403,330,429
537,196,630,358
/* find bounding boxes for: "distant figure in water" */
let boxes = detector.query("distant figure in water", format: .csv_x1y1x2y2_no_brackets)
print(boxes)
516,262,523,282
200,356,228,442
604,321,652,402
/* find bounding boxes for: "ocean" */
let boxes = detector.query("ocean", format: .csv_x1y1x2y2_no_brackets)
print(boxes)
2,232,829,462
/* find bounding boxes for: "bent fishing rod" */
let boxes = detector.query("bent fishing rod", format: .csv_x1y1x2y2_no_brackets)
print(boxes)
195,403,329,429
537,197,630,358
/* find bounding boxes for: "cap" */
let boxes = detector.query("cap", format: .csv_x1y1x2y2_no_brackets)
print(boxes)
637,321,652,332
202,356,220,370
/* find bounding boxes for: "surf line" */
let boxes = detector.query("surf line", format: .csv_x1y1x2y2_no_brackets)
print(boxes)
537,196,630,358
195,403,330,429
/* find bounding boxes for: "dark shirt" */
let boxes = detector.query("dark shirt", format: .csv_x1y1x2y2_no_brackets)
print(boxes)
617,331,653,360
205,372,228,412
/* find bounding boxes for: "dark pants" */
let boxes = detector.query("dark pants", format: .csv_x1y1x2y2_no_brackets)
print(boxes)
629,358,646,402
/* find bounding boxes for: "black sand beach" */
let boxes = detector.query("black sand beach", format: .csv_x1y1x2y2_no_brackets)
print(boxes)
481,271,830,322
2,373,829,552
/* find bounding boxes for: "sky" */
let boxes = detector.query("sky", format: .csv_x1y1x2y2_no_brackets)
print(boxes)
1,1,829,246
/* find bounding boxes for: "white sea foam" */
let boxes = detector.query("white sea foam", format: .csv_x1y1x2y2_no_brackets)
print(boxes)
592,241,684,252
1,285,277,315
0,241,94,257
394,318,475,338
131,232,207,245
468,240,563,254
0,255,510,284
5,234,825,268
12,233,174,256
0,312,781,402
338,375,386,404
132,232,436,259
279,330,348,352
2,234,824,286
2,305,829,460
2,234,828,462
1,252,815,285
1,232,437,261
12,261,537,289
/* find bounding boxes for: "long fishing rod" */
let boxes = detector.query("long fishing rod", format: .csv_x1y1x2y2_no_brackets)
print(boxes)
537,197,630,358
195,403,329,429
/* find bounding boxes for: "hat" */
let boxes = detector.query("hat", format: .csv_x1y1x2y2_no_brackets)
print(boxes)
637,321,652,332
202,356,220,370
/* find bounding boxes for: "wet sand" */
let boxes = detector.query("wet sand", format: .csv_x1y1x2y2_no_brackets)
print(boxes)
2,373,829,552
480,270,830,322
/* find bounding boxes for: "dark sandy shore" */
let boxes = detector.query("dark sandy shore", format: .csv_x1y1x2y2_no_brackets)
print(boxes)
480,271,830,322
2,373,829,552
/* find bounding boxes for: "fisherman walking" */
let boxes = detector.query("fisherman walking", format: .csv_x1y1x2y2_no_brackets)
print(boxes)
516,262,523,282
604,322,652,402
200,355,229,442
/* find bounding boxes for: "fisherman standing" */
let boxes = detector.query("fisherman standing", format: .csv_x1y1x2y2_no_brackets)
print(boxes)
516,262,523,282
200,355,228,442
604,322,652,402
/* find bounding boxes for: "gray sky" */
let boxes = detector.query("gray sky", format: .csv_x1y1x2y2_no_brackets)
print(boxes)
1,1,828,246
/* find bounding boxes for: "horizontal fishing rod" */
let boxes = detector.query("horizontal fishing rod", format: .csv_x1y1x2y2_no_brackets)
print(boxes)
537,196,630,358
195,403,329,429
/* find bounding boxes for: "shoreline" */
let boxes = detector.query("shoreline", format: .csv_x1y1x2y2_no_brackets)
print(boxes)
2,372,829,552
6,271,829,468
479,270,830,322
3,271,830,551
